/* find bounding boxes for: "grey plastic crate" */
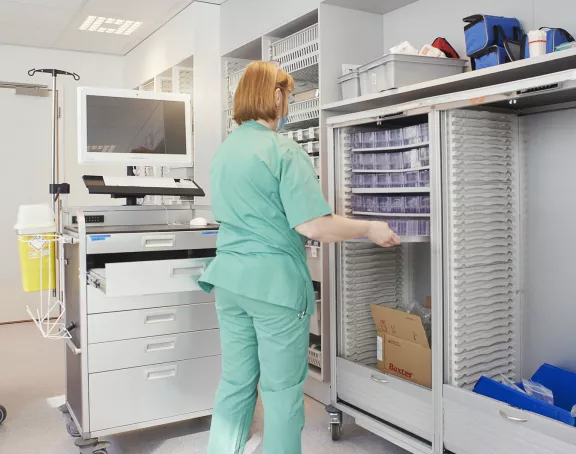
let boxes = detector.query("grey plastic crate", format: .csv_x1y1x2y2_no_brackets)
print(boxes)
338,70,360,100
359,54,468,95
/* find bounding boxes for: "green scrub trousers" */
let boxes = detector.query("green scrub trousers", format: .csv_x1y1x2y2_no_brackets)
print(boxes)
199,121,332,453
207,287,310,454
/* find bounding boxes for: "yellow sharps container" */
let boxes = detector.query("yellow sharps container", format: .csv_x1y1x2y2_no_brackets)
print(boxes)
14,204,57,292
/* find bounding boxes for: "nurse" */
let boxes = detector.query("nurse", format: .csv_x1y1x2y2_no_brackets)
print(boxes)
199,61,400,454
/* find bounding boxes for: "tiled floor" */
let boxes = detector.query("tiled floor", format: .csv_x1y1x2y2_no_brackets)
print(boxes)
0,322,409,454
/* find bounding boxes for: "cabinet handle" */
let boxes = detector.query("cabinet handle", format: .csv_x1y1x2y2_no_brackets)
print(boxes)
146,366,177,381
170,264,205,277
499,410,528,423
66,338,81,355
142,235,175,248
370,375,388,384
146,340,176,353
145,312,176,324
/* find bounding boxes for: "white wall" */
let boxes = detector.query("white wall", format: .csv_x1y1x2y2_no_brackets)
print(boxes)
220,0,321,56
382,0,576,58
0,44,124,209
123,6,196,89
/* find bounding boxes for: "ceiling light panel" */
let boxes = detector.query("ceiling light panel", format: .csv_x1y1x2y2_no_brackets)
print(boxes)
79,16,143,35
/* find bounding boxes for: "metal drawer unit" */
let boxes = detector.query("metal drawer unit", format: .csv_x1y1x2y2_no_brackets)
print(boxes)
62,205,221,450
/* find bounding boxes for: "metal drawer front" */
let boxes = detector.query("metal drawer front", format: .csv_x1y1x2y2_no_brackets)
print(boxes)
88,329,221,373
444,385,576,454
87,303,218,344
87,285,215,314
90,258,213,297
336,357,433,441
89,356,221,432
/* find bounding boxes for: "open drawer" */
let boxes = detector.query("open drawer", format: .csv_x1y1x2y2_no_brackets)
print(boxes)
336,357,433,441
87,258,213,297
444,385,576,454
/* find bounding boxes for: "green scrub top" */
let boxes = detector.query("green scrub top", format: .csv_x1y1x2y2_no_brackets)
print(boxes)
198,121,332,315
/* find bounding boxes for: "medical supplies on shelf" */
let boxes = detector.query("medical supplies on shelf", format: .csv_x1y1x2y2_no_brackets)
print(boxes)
352,124,429,149
351,195,430,215
282,126,320,143
270,24,319,81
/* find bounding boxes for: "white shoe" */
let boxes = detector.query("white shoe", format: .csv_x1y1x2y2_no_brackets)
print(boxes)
244,432,263,454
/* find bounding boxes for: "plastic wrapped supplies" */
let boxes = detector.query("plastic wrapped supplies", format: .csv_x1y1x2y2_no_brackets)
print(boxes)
390,41,419,55
522,379,554,405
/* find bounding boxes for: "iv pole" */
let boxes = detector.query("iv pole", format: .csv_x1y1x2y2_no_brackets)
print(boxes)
28,69,80,303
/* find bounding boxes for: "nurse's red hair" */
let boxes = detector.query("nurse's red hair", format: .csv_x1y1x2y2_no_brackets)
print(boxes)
233,61,294,126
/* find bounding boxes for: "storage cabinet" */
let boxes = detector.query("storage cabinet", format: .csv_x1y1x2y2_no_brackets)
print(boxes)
327,70,576,454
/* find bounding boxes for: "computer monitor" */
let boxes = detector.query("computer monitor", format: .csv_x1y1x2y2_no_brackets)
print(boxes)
77,87,193,166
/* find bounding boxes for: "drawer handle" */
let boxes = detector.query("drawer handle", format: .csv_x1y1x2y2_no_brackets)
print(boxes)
146,340,176,353
370,374,388,384
171,264,205,277
146,366,177,381
499,410,528,423
145,312,176,324
142,235,175,248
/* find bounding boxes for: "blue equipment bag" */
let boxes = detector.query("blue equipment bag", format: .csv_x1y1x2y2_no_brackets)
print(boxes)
471,45,509,70
524,27,575,58
464,14,522,56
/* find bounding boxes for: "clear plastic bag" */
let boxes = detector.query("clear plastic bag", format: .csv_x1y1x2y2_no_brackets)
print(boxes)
522,379,554,405
400,300,432,345
500,374,525,392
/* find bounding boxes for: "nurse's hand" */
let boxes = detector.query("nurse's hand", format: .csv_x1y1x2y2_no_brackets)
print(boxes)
367,221,401,248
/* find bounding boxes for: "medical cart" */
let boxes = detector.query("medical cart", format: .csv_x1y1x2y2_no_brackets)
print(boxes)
326,69,576,454
60,203,220,454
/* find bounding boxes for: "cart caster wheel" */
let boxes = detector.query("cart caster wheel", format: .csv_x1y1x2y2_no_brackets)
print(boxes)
0,405,6,424
67,422,81,438
330,423,341,441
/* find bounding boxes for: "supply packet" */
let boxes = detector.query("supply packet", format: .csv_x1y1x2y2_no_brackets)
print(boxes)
522,379,554,405
390,41,419,55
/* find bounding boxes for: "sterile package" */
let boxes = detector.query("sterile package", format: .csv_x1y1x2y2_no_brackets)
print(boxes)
419,169,430,187
375,153,389,170
405,171,420,187
572,405,576,417
405,196,420,213
522,379,555,405
379,197,391,213
362,132,375,148
390,41,419,55
389,173,404,187
419,45,446,58
389,152,403,170
353,132,363,148
388,129,404,147
419,147,430,166
390,196,405,213
418,220,430,236
420,123,430,142
403,149,420,169
420,195,430,213
375,131,388,148
377,174,390,188
365,197,379,213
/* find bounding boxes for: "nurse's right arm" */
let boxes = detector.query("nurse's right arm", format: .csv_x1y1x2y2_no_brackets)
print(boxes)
278,144,399,248
295,215,400,247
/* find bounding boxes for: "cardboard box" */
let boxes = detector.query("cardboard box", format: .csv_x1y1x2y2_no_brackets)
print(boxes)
294,89,319,103
371,305,432,388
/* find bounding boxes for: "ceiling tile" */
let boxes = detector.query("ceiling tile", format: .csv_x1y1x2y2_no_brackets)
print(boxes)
0,22,66,47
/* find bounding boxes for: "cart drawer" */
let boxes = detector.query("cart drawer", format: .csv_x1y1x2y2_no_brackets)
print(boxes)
87,303,218,344
336,357,433,441
88,257,213,297
89,355,221,432
87,285,215,314
444,385,576,454
88,329,221,373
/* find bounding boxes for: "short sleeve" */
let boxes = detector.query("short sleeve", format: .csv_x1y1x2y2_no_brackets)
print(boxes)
279,145,332,229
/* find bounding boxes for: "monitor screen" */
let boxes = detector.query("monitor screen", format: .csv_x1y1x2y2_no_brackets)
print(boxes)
86,95,187,156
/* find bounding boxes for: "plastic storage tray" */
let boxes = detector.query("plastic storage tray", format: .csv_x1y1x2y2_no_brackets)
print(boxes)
308,347,322,367
473,364,576,426
359,54,468,95
339,70,360,100
270,24,319,80
287,98,320,129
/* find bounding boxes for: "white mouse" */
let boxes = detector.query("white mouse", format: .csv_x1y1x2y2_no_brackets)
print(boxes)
190,217,208,226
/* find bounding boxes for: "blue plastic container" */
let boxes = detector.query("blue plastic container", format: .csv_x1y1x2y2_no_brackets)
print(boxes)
473,364,576,426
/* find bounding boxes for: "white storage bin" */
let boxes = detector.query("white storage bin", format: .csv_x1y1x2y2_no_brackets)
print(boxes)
338,70,360,100
309,299,321,336
359,54,468,95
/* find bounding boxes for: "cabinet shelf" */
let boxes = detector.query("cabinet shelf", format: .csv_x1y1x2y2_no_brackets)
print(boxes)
351,187,430,194
352,211,430,218
352,166,429,174
352,142,429,153
347,236,430,244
